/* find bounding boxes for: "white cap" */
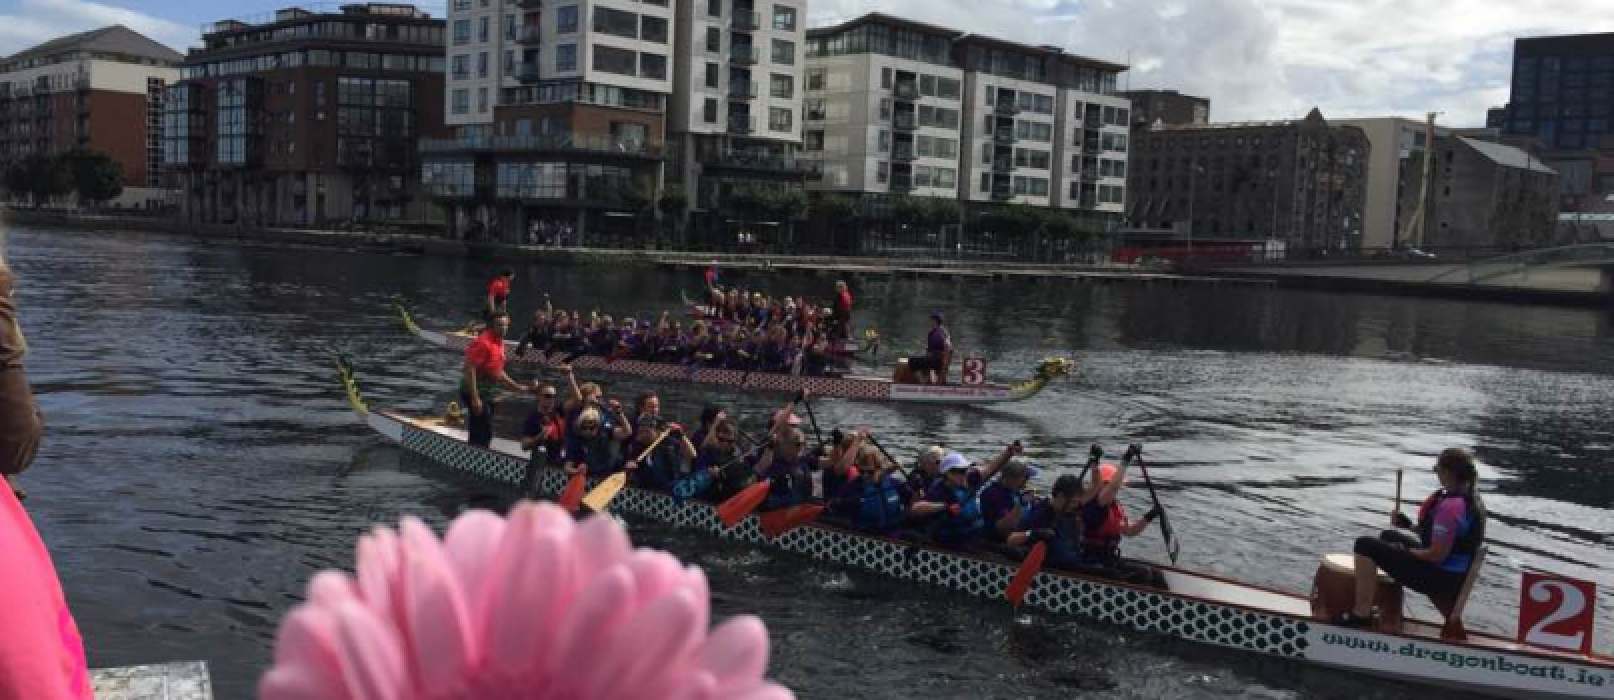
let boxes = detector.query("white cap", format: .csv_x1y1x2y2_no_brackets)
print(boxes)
939,452,971,471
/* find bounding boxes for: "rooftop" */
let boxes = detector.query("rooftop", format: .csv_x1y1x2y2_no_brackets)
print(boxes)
1460,137,1558,174
1,25,182,70
204,3,435,36
1150,107,1328,131
806,12,1126,72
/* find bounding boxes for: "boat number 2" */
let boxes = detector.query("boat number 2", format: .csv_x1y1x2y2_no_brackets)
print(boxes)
1517,571,1597,655
961,358,986,385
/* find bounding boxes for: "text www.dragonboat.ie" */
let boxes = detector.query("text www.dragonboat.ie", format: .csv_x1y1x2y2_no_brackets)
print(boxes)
1320,633,1608,687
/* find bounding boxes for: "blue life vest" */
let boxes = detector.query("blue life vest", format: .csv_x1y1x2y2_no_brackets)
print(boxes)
934,484,983,544
858,479,905,531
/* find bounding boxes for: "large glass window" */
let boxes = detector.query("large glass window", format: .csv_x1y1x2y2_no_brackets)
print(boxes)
452,88,469,114
593,46,637,76
479,16,489,42
556,44,577,72
641,16,668,43
917,105,957,129
423,161,475,197
451,54,469,79
706,27,721,53
557,6,579,33
640,52,666,80
593,7,639,39
771,39,795,65
453,19,470,44
772,6,796,31
769,73,792,98
769,107,793,131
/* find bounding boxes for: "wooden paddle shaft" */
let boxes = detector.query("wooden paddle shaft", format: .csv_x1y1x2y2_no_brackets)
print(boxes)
1394,468,1403,519
632,428,675,464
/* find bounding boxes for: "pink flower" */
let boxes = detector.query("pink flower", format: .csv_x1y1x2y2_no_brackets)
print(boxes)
260,502,793,700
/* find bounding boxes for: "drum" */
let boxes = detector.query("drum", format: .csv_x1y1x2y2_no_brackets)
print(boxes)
1310,553,1404,632
893,358,916,384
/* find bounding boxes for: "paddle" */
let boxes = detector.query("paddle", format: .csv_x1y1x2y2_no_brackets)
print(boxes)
581,427,675,513
758,503,825,539
865,435,914,483
1005,444,1103,606
557,472,587,513
1393,468,1403,524
1130,445,1180,565
799,388,826,449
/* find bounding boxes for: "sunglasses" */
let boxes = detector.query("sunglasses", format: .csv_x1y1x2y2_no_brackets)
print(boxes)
577,424,600,431
716,436,736,444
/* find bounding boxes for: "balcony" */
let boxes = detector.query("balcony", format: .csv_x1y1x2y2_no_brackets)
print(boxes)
992,157,1014,173
727,81,757,99
891,145,916,162
517,25,543,44
994,100,1020,116
1080,195,1098,208
514,0,542,7
517,62,542,83
418,134,664,160
893,81,918,101
700,149,821,177
730,12,761,31
889,175,914,193
993,128,1016,144
729,45,759,65
990,185,1013,201
728,115,755,134
893,112,917,131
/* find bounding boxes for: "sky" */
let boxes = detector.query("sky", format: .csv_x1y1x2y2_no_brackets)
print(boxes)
3,0,1614,126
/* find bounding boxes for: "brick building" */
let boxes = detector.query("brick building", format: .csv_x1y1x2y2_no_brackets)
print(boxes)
1399,135,1560,249
165,4,447,228
1119,89,1208,129
0,26,180,207
1127,108,1369,254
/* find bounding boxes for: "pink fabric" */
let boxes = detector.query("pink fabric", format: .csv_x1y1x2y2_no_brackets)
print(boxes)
0,485,92,700
1428,496,1467,550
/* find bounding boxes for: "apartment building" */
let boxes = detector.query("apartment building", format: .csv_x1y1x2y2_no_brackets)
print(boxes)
426,0,674,242
0,25,180,207
668,0,813,240
164,4,447,227
802,13,1130,232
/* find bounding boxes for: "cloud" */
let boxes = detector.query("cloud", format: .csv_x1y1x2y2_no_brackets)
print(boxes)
809,0,1614,126
0,0,193,58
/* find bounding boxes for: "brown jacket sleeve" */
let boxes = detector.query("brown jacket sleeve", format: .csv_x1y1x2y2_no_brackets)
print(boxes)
0,261,42,475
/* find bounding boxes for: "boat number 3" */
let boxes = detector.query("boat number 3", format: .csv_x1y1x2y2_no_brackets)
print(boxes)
961,358,986,385
1517,571,1597,655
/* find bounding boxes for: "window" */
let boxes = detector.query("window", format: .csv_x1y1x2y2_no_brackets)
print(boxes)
1099,184,1125,203
640,52,666,80
882,67,892,88
1034,94,1053,114
980,173,991,192
703,98,718,123
557,6,578,33
938,77,960,99
453,19,471,44
705,63,719,88
641,16,668,43
451,54,469,79
806,67,825,90
451,88,469,114
593,46,637,76
918,105,958,129
1099,159,1126,178
504,50,515,74
1015,120,1052,142
1100,132,1128,152
1014,148,1050,169
505,14,517,40
769,107,792,131
477,52,488,78
478,87,489,112
771,39,795,65
804,98,825,120
879,98,891,120
877,161,888,184
594,7,639,39
705,27,721,52
707,0,721,16
1013,176,1049,196
769,74,792,98
800,130,824,151
453,0,471,9
772,6,797,30
556,43,577,72
878,130,890,152
479,16,490,42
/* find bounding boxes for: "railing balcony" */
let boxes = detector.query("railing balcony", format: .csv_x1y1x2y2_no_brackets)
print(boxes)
993,128,1016,144
893,113,917,131
728,115,755,134
418,134,664,159
729,45,759,65
889,175,914,192
730,12,761,31
891,146,916,162
1079,168,1098,180
1082,138,1100,152
727,81,757,99
699,149,822,176
994,100,1020,115
990,186,1013,200
992,157,1014,172
517,62,542,83
517,25,543,43
1080,195,1098,208
893,81,919,100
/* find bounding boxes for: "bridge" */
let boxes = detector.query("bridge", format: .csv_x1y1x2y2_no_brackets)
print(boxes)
1205,243,1614,308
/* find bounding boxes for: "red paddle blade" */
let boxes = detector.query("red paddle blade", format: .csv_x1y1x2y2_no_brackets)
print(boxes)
759,504,824,539
1007,542,1048,607
557,472,587,514
716,481,770,528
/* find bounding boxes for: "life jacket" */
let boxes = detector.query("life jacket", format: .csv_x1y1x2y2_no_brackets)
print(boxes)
1415,489,1486,571
934,484,984,544
858,478,905,531
763,457,811,509
1081,500,1126,561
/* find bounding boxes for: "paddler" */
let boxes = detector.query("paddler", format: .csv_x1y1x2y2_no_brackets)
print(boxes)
905,311,952,384
622,415,696,491
830,443,913,534
1006,474,1086,569
460,312,535,448
910,442,1020,550
749,426,815,511
486,268,515,319
1337,448,1488,628
979,459,1037,544
518,383,566,495
1077,452,1166,587
561,408,619,477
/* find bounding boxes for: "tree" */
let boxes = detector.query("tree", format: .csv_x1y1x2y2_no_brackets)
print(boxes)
922,197,962,227
62,148,124,207
814,193,858,224
4,152,72,208
658,186,688,243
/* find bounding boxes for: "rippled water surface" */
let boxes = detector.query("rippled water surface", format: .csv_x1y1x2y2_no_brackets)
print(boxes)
8,228,1614,698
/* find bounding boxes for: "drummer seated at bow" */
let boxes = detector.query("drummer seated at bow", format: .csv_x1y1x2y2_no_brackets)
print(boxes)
1076,456,1167,588
1337,448,1488,628
903,312,952,384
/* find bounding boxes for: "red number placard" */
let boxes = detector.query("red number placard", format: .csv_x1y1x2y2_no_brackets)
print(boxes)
961,357,986,385
1518,571,1597,655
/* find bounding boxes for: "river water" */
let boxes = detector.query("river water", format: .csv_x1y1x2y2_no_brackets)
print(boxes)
7,227,1613,699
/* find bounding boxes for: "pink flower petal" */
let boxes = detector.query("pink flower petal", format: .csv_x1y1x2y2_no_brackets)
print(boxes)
482,527,572,678
332,601,409,700
442,509,507,624
307,571,359,611
355,527,405,638
587,587,706,698
623,550,686,609
259,666,344,700
729,684,797,700
270,606,345,690
543,565,636,681
698,616,771,691
572,514,632,580
662,670,718,700
399,517,478,696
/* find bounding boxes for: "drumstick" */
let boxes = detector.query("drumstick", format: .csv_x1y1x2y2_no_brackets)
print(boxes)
1393,469,1403,523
